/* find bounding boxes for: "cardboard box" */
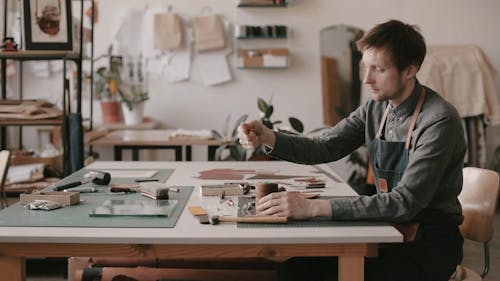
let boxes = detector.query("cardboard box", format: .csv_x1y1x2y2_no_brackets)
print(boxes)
243,56,263,67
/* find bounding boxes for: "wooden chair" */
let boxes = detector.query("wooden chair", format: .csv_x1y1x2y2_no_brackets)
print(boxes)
449,167,500,281
0,150,11,209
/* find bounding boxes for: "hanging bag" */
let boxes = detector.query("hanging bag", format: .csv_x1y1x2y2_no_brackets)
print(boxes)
154,12,183,51
193,14,225,52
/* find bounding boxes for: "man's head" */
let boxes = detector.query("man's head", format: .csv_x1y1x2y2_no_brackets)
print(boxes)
357,20,426,105
357,19,426,72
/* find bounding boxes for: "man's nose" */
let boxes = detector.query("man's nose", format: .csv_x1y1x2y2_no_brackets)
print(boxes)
363,69,373,84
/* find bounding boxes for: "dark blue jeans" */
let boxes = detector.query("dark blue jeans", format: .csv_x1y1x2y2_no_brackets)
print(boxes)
278,224,463,281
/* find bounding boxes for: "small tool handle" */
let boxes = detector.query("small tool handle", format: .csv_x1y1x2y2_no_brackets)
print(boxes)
53,181,82,191
219,216,288,224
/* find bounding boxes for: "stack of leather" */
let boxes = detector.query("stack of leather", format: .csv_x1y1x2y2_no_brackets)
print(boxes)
0,100,62,120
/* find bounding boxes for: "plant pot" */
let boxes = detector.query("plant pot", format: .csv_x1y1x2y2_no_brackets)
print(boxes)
100,101,123,124
122,102,144,125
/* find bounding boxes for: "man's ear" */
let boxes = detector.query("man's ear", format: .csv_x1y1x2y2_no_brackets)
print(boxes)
404,65,419,79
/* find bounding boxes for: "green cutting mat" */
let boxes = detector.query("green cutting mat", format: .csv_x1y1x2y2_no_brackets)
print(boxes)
0,169,194,228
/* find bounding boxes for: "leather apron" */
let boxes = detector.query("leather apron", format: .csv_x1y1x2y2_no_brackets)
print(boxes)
369,88,426,241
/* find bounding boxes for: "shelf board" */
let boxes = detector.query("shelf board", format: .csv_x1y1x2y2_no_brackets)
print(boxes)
237,36,287,40
0,50,81,60
0,118,64,126
237,66,288,69
237,3,287,7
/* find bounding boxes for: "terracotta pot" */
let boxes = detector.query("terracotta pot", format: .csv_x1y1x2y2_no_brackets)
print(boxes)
100,101,123,124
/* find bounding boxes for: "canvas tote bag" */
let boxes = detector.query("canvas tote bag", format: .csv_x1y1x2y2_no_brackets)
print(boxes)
193,14,225,52
154,13,183,51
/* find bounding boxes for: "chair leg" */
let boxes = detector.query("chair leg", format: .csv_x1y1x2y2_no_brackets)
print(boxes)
481,241,490,279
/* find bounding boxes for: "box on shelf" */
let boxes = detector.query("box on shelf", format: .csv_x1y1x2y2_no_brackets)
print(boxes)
237,48,288,68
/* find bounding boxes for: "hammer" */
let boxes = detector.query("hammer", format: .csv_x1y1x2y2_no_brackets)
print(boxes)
207,215,288,225
52,171,111,191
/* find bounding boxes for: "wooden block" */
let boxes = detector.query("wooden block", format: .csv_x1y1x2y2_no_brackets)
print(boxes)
188,206,208,216
20,191,80,206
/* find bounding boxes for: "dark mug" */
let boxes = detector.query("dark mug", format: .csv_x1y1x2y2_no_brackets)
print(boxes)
255,182,279,203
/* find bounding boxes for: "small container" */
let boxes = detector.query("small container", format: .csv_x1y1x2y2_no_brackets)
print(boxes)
255,182,279,203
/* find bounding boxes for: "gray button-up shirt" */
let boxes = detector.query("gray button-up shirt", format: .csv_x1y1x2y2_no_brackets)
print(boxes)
269,82,465,224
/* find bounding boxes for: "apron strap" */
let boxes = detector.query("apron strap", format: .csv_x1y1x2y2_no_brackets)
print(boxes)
405,88,427,149
375,103,392,139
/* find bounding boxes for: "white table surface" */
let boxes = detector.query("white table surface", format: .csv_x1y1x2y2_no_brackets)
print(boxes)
0,161,402,245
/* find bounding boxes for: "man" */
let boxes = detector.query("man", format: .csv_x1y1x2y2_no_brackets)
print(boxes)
238,19,465,281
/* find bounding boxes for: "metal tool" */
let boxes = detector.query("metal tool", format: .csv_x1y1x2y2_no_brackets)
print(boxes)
207,215,288,225
52,171,111,191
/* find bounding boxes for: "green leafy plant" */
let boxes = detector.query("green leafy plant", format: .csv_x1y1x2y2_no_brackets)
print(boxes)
94,47,148,110
211,114,249,161
258,97,304,133
211,97,307,161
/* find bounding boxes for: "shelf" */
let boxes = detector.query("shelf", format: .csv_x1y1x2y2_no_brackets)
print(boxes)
237,35,287,39
237,3,287,7
0,118,64,126
0,50,81,61
237,66,288,69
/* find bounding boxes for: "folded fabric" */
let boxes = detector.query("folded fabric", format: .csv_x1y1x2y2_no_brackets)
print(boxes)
193,14,225,52
154,12,183,51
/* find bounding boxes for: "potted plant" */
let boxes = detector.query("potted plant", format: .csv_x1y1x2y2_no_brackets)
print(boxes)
95,55,123,124
95,52,149,125
211,97,306,161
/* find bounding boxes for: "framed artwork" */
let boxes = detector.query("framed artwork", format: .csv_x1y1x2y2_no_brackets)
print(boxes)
23,0,72,50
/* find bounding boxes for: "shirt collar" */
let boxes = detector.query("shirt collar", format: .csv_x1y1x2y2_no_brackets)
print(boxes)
391,80,423,118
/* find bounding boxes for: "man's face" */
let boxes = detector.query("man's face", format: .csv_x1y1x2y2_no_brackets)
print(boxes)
361,47,411,105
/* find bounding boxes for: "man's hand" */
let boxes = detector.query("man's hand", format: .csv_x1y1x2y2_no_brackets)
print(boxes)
256,192,332,220
237,120,276,149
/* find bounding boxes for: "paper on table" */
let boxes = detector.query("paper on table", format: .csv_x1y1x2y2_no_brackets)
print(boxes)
103,170,158,178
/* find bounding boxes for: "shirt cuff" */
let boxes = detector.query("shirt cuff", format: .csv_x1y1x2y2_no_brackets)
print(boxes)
330,197,355,220
266,132,291,159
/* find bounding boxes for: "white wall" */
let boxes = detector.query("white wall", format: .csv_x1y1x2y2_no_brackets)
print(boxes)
13,0,500,162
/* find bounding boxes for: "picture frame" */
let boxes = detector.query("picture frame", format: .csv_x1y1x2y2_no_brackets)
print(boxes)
23,0,72,50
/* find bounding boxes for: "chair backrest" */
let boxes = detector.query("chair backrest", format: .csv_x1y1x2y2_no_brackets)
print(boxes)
0,150,11,208
458,167,500,242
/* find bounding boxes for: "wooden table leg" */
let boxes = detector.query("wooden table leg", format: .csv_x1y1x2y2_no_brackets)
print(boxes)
208,145,217,161
0,256,25,281
114,146,122,161
339,255,364,281
132,148,140,161
185,146,192,161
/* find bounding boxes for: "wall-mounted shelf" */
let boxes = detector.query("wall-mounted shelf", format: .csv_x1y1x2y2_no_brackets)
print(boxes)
237,3,287,8
0,50,81,61
237,48,289,69
0,118,64,126
235,24,288,39
1,0,95,176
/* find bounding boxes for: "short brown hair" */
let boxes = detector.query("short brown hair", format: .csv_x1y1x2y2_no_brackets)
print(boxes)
356,20,426,71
